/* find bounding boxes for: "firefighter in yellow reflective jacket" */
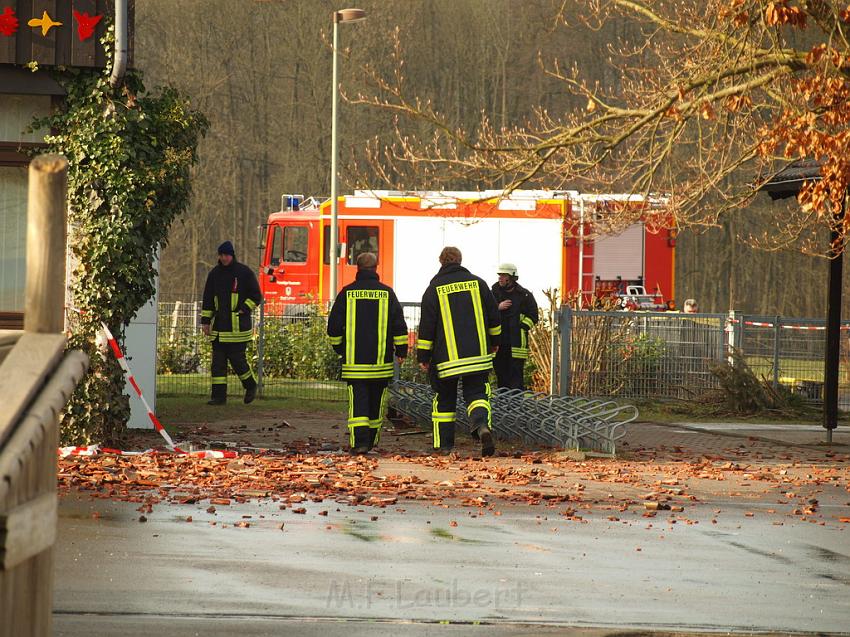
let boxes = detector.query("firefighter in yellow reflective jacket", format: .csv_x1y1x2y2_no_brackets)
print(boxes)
327,252,408,454
200,241,263,405
491,262,539,390
417,247,501,456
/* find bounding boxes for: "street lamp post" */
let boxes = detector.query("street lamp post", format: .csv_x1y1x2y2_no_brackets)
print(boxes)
329,8,366,300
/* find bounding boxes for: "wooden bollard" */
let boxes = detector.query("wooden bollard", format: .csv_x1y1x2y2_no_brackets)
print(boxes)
24,154,68,334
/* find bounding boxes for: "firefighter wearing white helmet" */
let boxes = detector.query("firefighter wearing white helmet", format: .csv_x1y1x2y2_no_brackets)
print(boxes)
491,262,538,390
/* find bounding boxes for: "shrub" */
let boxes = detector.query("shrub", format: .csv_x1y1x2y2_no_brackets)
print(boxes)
157,333,202,374
258,305,340,380
613,332,667,395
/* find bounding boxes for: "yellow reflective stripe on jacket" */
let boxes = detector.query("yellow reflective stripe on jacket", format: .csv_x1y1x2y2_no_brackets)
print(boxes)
469,286,487,355
342,363,394,373
513,328,529,358
487,325,501,336
417,339,433,350
341,362,394,379
342,372,395,380
218,330,253,343
519,313,534,330
435,353,494,377
438,362,493,378
435,353,494,372
376,294,388,364
201,309,214,318
345,292,357,365
245,298,258,310
393,334,408,345
230,292,239,339
329,335,343,346
437,288,459,361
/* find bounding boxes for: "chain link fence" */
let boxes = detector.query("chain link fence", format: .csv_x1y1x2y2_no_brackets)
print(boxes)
156,295,850,405
157,295,346,400
557,309,850,404
156,297,426,401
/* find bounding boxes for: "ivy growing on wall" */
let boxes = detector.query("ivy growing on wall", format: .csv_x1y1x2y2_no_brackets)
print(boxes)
32,36,209,444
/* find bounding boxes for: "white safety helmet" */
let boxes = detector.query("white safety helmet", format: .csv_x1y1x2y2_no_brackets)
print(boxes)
497,262,518,277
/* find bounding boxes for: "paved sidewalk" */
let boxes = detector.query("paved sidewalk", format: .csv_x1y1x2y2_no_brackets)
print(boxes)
621,419,850,462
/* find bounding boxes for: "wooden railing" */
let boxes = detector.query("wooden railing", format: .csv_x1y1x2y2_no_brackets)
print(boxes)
0,155,89,637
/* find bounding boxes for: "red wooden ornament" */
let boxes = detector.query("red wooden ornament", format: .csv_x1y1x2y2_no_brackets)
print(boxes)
0,6,19,36
73,10,102,41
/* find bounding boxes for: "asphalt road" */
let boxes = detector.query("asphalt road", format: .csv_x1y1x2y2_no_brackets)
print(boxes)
54,489,850,636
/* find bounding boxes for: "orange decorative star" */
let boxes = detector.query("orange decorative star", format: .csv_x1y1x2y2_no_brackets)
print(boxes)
28,10,61,36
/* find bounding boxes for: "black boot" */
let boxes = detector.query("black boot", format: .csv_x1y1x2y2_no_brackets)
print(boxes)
367,427,379,451
434,421,455,453
208,385,226,406
479,428,495,457
469,405,494,456
244,384,257,404
350,426,371,455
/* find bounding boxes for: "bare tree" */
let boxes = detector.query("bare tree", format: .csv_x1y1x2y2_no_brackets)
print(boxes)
355,0,850,252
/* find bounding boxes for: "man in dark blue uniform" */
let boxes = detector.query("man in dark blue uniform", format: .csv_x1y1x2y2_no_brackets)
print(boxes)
200,241,263,405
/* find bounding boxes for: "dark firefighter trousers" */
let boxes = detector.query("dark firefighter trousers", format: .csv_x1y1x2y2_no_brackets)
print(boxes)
347,380,390,449
210,341,256,400
430,372,492,449
494,348,525,391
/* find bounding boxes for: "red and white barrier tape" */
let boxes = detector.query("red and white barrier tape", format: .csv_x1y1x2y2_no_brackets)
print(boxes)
729,319,849,331
59,445,238,459
62,309,239,458
100,321,184,453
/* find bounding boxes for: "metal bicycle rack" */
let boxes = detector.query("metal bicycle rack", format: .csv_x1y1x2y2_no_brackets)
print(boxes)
389,380,637,455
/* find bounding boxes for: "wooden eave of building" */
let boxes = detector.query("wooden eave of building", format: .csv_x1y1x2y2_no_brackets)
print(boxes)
0,313,24,331
0,141,46,167
0,0,134,69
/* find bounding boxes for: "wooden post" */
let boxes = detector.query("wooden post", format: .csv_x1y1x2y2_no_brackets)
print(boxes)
24,155,68,335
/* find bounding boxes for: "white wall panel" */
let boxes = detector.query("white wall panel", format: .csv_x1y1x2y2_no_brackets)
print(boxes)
392,218,446,303
442,217,500,288
125,262,159,429
496,218,562,308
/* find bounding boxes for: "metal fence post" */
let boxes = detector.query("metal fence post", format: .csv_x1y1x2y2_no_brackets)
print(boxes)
737,312,745,354
726,310,740,364
559,306,572,396
772,315,781,390
256,303,265,398
549,307,559,396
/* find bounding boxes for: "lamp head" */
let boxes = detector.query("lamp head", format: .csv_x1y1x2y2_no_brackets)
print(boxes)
335,8,366,23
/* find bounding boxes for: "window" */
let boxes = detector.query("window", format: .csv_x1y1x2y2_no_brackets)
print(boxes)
283,226,308,263
347,226,379,265
269,226,282,265
0,167,27,312
323,226,330,265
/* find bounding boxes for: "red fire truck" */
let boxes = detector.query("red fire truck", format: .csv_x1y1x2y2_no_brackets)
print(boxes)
258,190,675,312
